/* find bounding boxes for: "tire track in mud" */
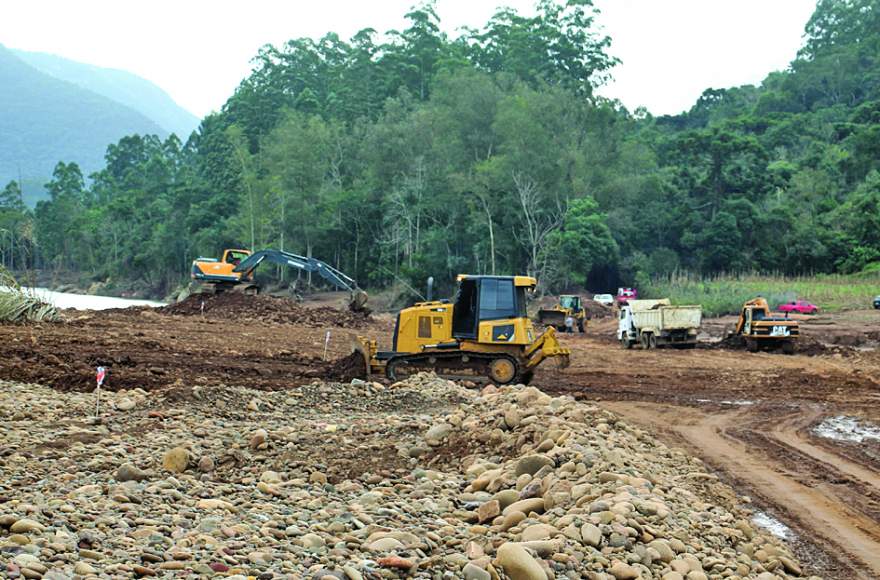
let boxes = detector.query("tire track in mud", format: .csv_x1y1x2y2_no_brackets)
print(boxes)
601,402,880,580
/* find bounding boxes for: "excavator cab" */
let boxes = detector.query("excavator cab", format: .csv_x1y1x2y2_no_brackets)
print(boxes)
354,275,570,385
224,249,249,266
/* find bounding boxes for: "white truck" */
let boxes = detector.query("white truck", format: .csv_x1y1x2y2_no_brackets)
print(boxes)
618,299,702,349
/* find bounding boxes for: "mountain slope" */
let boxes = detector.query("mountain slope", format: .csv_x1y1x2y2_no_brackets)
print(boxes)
13,48,199,137
0,44,167,197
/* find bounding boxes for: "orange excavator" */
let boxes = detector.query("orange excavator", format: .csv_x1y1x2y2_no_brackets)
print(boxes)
191,248,368,311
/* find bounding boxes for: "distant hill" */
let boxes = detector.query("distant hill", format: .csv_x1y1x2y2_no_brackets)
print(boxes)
13,49,199,138
0,44,169,203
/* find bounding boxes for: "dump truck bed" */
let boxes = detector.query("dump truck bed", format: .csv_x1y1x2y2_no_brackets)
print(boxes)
631,304,702,332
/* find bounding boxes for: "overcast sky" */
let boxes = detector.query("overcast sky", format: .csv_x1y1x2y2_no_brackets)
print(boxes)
1,0,818,118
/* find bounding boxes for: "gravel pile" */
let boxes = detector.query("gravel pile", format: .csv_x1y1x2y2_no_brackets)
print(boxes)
0,376,816,579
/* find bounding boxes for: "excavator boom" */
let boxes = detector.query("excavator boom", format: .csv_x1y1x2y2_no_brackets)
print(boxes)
233,249,367,311
234,250,357,291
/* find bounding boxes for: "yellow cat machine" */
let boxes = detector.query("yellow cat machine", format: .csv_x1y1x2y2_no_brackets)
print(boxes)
734,297,799,354
354,275,570,385
191,248,368,310
537,294,586,332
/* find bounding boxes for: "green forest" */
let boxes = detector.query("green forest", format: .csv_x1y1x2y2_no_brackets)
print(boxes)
1,0,878,298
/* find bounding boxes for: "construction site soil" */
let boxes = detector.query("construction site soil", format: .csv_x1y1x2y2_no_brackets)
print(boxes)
1,298,879,578
162,292,373,328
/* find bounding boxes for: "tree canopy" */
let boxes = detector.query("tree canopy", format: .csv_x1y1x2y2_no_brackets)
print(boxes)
6,0,880,297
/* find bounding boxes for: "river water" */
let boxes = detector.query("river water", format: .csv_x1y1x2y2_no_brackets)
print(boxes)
20,288,165,310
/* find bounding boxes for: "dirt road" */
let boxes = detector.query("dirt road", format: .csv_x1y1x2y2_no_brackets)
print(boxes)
542,313,880,580
1,297,879,578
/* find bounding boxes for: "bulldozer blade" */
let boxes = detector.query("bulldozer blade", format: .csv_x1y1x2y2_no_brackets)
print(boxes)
351,337,375,380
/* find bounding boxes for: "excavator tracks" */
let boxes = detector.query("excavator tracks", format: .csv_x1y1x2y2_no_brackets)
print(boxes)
385,351,532,385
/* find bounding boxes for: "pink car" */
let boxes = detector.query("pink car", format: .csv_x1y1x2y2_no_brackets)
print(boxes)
777,299,818,315
616,287,638,306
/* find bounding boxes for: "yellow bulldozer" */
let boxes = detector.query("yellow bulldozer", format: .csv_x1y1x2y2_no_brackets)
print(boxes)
734,297,799,354
354,275,570,385
537,294,586,333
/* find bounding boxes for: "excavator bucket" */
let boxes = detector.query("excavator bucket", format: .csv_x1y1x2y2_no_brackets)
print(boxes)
349,290,369,312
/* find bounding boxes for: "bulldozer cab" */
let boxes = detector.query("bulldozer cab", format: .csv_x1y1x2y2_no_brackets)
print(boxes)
452,276,530,340
559,295,581,312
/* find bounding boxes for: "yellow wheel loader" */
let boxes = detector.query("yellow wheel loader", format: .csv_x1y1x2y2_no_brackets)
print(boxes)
537,294,586,333
354,275,570,385
734,297,799,354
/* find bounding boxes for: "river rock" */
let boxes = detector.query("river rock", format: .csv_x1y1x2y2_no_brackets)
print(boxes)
502,498,545,516
609,561,641,579
161,447,190,473
116,462,149,482
117,398,136,411
515,454,554,476
10,519,44,534
494,542,545,580
249,428,268,449
581,523,601,547
463,562,491,580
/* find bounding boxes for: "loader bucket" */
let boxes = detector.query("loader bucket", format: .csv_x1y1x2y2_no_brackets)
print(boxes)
537,308,566,327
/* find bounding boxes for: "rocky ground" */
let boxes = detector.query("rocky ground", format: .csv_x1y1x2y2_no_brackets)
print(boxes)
0,374,813,580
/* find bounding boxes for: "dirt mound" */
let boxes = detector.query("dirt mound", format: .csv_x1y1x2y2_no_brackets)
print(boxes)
162,292,372,328
532,294,613,322
706,333,856,357
583,298,613,319
323,351,368,382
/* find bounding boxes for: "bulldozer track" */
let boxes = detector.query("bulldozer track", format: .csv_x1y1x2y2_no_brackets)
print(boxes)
385,351,526,385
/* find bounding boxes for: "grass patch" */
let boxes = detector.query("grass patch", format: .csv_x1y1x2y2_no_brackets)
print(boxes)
645,272,880,317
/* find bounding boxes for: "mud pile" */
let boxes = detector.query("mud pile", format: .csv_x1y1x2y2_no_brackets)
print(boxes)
708,333,856,357
162,292,372,328
0,302,379,392
583,297,613,319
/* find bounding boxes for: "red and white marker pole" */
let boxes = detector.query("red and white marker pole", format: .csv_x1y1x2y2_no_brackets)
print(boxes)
95,366,106,416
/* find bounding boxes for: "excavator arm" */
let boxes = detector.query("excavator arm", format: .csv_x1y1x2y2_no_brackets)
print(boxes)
234,249,367,310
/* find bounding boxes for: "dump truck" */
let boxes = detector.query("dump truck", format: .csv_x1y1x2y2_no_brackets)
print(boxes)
734,297,799,354
354,275,570,385
191,248,367,311
618,299,702,349
537,294,586,332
